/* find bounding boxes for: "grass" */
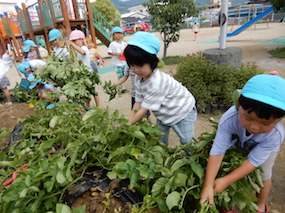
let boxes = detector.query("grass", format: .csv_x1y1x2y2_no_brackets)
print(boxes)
268,47,285,58
164,56,185,65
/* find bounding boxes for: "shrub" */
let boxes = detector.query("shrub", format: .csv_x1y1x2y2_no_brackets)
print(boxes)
174,52,264,112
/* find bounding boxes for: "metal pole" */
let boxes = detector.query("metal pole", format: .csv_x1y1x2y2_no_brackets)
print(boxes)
219,0,228,49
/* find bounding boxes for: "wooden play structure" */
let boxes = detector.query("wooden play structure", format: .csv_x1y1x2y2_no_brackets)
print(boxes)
0,0,112,61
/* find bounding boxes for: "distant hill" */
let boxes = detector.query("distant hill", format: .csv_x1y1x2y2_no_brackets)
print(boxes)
110,0,250,14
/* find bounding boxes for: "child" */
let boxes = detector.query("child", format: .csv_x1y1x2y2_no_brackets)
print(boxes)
22,40,39,63
114,53,151,121
48,29,69,59
28,75,58,109
0,50,14,105
108,26,127,92
65,30,100,108
124,31,197,146
85,37,98,73
199,74,285,213
192,22,200,41
18,59,46,78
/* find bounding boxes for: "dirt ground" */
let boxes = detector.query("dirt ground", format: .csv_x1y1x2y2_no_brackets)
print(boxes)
1,22,285,212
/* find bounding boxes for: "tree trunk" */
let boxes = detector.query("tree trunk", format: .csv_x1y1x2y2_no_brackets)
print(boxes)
162,32,167,60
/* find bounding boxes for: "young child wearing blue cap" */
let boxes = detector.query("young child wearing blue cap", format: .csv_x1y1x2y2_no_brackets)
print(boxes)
28,75,59,109
48,29,69,59
108,26,127,92
199,74,285,213
124,31,197,146
22,40,39,63
18,59,46,79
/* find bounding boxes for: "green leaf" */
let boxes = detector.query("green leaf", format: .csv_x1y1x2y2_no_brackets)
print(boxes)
19,188,29,198
49,116,59,128
56,203,72,213
174,173,187,188
170,159,187,173
56,171,66,184
166,191,181,210
73,205,86,213
151,177,168,196
190,161,204,179
133,131,147,142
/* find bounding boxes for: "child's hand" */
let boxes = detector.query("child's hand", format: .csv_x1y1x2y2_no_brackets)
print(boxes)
199,185,214,206
65,40,72,46
213,177,229,193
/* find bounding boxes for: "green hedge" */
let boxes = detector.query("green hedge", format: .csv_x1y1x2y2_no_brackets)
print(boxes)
174,52,264,112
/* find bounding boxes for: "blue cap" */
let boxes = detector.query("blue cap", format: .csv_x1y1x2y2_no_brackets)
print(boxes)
128,31,160,55
18,61,30,74
111,26,122,35
27,75,45,89
23,40,37,52
48,29,61,41
241,74,285,111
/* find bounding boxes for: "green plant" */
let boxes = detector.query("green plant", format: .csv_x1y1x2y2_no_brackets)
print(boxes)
7,84,39,103
34,49,101,106
164,56,185,65
174,52,264,112
0,101,263,213
268,47,285,58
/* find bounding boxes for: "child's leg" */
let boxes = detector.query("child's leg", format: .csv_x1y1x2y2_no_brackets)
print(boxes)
93,95,100,107
2,88,12,103
256,151,278,212
172,107,197,145
115,66,127,91
156,119,170,146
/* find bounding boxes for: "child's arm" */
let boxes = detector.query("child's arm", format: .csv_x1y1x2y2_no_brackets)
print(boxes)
214,159,256,193
129,102,148,124
200,154,224,205
114,75,128,86
108,52,122,57
65,41,86,55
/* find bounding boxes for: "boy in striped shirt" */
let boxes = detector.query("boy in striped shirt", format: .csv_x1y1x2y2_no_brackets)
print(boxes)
124,31,197,146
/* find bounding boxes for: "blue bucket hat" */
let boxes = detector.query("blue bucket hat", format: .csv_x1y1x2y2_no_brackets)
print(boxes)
27,75,45,89
241,74,285,111
49,29,61,42
18,61,30,74
111,26,123,35
128,31,160,55
23,40,37,52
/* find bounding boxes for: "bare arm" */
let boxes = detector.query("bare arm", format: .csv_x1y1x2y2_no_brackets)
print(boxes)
66,41,85,55
200,154,224,205
129,102,147,124
214,159,256,193
114,75,128,86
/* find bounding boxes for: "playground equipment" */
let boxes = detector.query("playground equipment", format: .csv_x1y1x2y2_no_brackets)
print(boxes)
227,4,274,37
0,0,113,61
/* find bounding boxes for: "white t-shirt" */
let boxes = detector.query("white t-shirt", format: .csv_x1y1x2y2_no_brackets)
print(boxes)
0,53,13,81
29,59,46,71
135,69,195,125
108,40,127,66
77,46,91,71
210,106,285,167
53,46,69,59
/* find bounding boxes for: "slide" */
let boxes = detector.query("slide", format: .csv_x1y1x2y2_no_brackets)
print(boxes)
227,6,274,37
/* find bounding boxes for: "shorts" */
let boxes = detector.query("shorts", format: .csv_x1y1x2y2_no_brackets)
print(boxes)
115,65,126,79
157,107,197,146
260,151,278,181
194,32,198,34
0,76,10,89
90,60,98,73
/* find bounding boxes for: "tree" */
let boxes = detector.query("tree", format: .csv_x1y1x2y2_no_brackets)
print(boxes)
91,0,122,27
143,0,196,60
268,0,285,11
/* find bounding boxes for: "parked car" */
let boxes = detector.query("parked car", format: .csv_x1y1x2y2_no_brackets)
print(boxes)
122,26,134,36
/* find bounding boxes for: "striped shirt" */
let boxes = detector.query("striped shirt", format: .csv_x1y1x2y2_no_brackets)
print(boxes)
135,69,195,125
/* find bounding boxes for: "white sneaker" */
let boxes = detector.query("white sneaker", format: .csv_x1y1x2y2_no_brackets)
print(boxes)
5,102,13,105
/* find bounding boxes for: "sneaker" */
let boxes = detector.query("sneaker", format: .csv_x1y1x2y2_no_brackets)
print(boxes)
122,88,127,93
84,107,92,111
46,103,55,109
5,102,13,105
